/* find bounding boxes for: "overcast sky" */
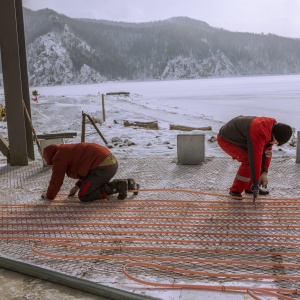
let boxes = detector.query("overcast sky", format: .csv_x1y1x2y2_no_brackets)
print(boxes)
22,0,300,39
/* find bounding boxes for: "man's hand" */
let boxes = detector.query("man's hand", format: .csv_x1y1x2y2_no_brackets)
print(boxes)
259,172,268,188
251,183,260,200
68,185,79,197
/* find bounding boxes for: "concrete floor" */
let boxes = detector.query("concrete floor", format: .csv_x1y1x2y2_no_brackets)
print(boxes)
0,267,108,300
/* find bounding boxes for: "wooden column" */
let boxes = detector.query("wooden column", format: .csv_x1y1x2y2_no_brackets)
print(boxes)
0,0,33,165
16,0,34,160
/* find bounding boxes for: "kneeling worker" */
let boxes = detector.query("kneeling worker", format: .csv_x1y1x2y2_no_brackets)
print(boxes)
42,142,138,201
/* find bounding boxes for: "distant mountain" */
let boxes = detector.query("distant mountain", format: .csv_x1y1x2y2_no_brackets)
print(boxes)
1,8,300,86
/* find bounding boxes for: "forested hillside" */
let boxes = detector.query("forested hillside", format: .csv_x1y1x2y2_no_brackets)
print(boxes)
1,8,300,86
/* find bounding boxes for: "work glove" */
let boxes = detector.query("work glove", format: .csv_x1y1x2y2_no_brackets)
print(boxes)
41,191,47,199
259,172,268,188
68,185,79,197
251,183,260,199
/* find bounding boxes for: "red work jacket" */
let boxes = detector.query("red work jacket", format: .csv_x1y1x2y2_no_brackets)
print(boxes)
219,116,276,184
43,142,111,199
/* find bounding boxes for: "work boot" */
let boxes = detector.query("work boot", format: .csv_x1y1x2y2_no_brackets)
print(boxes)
229,191,243,200
117,179,128,200
105,179,128,200
127,178,140,195
245,188,269,196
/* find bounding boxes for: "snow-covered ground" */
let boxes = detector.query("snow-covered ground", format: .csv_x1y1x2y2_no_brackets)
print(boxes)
0,74,299,163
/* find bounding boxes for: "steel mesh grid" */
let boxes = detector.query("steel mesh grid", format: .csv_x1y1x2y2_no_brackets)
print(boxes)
1,157,300,299
2,197,300,284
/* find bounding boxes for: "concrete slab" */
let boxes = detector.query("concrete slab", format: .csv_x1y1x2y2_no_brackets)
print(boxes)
1,156,300,300
0,267,106,300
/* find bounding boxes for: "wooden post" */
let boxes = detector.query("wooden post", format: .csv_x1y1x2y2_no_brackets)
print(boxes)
81,111,86,142
16,0,34,160
0,134,10,163
102,94,105,122
86,114,108,145
22,99,46,166
0,0,29,165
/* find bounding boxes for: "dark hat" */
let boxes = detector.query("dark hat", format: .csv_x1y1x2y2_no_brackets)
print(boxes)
272,123,292,146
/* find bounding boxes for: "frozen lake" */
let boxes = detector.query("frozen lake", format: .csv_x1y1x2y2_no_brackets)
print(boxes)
12,74,299,130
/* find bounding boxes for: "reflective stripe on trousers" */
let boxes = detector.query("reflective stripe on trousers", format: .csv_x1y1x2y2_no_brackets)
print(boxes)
217,135,252,193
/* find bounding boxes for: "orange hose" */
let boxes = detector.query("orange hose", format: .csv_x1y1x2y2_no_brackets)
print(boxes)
122,262,299,300
1,188,300,300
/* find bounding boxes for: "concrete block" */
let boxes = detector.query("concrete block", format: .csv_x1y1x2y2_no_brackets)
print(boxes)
177,134,205,165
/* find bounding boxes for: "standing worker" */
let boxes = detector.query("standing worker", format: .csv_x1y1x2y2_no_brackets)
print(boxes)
42,142,139,201
217,116,292,200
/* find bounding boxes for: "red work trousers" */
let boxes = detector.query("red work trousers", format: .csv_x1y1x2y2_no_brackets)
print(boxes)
217,134,252,193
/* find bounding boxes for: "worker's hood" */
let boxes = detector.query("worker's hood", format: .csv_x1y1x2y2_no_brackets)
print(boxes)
43,144,59,165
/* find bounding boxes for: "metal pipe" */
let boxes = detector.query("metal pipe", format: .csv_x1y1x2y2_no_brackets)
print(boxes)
0,257,157,300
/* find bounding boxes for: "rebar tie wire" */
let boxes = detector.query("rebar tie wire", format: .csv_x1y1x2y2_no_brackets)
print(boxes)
1,189,300,300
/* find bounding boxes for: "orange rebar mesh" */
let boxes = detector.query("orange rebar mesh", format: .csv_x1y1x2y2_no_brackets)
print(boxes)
1,189,300,300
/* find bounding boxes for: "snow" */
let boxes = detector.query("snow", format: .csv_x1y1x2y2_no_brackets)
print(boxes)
1,74,298,164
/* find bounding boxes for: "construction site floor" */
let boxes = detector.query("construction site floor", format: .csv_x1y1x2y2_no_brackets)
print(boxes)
1,156,300,300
